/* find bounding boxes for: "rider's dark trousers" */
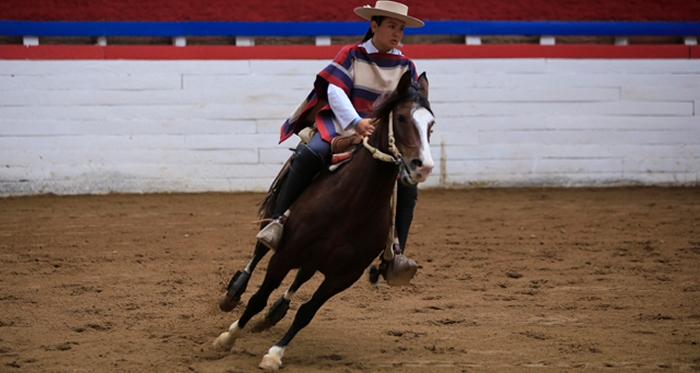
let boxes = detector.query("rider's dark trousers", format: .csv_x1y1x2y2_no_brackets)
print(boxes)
271,132,330,219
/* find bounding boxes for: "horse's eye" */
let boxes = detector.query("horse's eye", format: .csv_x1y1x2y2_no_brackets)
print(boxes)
428,123,434,142
397,114,408,123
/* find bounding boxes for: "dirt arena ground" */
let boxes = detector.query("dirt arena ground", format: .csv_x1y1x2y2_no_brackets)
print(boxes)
1,187,699,373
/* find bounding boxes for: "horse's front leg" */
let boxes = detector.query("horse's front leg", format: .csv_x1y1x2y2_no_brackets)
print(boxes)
258,271,361,370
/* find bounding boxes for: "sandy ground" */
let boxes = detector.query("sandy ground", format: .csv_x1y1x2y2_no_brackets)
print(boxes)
1,187,699,373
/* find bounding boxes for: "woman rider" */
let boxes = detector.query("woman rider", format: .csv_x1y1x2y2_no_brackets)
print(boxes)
257,1,424,279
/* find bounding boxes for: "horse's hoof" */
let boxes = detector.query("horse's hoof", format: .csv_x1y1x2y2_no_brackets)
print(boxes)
212,332,234,350
258,353,282,370
219,293,240,312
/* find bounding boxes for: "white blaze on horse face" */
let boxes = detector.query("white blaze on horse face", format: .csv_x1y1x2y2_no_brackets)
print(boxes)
411,105,435,183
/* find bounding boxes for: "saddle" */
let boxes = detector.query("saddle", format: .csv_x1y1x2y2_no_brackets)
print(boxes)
331,133,363,154
298,127,362,170
330,134,363,169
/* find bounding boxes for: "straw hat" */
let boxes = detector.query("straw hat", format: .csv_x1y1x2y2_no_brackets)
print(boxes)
354,1,424,28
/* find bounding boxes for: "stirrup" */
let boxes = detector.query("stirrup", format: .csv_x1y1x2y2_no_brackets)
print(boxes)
256,219,284,250
383,254,418,286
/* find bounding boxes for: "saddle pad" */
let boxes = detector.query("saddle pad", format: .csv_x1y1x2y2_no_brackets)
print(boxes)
329,151,354,172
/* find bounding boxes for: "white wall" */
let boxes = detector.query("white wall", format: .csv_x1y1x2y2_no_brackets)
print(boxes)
0,58,698,195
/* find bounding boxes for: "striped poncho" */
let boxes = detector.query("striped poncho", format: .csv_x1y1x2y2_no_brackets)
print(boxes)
279,41,418,143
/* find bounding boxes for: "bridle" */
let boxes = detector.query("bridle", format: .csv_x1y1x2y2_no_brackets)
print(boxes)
362,111,400,164
361,110,419,185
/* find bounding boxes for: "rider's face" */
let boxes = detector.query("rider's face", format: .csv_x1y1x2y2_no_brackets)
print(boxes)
371,17,406,53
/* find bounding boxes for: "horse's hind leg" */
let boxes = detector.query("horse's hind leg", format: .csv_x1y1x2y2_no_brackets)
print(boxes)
250,268,316,333
219,242,270,312
213,256,290,351
258,271,361,370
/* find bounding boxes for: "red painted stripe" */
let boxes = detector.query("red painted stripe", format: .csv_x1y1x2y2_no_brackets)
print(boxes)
103,45,341,60
690,45,700,59
401,44,692,59
0,44,697,60
0,45,105,59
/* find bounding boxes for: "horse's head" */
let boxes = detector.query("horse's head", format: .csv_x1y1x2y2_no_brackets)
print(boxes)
371,70,434,185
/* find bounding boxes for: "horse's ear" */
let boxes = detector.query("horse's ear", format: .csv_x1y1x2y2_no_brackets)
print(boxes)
418,72,429,100
396,70,413,95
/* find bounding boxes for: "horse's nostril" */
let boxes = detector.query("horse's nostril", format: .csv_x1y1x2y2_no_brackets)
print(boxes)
410,159,423,170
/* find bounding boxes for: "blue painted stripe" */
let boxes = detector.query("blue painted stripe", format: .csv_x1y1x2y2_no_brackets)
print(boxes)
0,21,365,37
420,21,700,36
1,20,699,37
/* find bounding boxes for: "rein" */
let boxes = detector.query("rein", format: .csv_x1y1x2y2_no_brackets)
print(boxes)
360,111,402,262
361,111,401,165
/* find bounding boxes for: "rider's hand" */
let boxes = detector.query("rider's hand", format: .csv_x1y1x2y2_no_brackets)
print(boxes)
356,118,375,137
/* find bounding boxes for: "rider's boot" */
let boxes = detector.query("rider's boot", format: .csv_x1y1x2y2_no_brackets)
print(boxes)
394,183,418,254
256,144,325,250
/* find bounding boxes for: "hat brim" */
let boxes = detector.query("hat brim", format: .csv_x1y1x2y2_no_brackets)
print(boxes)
354,7,424,28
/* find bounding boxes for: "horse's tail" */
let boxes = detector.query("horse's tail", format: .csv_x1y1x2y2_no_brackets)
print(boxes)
257,155,293,220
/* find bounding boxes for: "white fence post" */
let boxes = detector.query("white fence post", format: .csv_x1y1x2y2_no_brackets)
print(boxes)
315,36,331,46
465,36,482,45
235,37,255,46
540,36,555,45
614,37,629,46
23,36,39,46
172,36,186,47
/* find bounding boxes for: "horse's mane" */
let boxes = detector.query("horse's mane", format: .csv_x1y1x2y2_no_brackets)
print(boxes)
372,80,432,122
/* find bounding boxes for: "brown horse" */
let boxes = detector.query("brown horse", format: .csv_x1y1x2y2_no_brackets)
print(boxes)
213,70,434,370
